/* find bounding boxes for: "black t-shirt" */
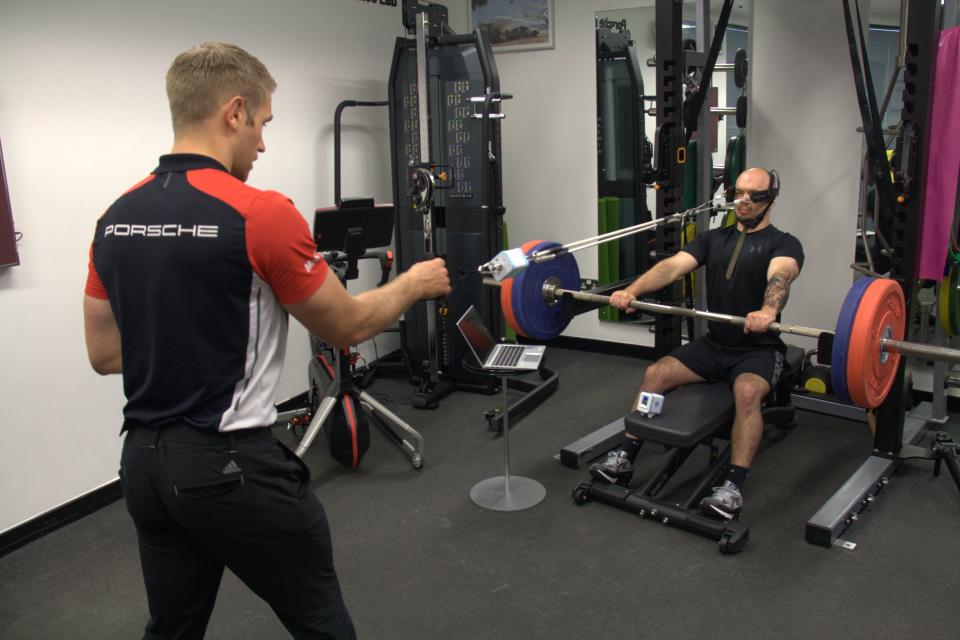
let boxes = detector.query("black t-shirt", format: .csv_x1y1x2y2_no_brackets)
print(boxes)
680,224,804,349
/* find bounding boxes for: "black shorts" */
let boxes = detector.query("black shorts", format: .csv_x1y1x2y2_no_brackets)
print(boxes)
670,334,785,389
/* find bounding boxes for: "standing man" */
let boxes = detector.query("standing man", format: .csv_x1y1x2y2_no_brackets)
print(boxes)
84,42,450,639
590,168,803,520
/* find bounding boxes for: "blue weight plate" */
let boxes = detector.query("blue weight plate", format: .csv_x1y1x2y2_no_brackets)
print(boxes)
510,241,580,340
831,277,874,402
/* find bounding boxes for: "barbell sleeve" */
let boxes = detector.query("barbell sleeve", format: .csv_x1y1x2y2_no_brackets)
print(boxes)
882,338,960,365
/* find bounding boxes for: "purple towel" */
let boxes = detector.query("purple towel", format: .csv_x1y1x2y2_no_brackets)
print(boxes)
919,26,960,280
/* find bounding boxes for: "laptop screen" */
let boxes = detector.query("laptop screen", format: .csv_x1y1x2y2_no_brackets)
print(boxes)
456,305,498,364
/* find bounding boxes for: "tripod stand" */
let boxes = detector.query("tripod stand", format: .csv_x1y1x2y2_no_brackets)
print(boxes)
275,198,425,469
283,328,425,469
893,430,960,494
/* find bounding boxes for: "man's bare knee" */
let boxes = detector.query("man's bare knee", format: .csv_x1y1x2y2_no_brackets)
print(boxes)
734,376,769,409
640,361,674,393
641,363,665,389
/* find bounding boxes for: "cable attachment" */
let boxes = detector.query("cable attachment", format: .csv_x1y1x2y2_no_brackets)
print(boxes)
408,163,452,212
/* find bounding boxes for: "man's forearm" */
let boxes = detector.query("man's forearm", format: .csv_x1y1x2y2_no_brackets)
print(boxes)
351,272,422,343
626,260,679,298
762,272,791,314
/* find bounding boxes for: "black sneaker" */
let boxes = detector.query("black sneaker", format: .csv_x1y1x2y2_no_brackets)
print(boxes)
589,450,634,485
699,480,743,520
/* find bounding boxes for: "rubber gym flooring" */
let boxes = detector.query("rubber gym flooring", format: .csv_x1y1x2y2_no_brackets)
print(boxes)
1,347,958,639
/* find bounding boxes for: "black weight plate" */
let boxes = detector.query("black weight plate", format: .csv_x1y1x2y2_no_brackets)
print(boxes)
734,48,748,89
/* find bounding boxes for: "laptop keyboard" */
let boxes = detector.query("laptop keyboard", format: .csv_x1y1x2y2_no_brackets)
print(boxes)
491,345,525,367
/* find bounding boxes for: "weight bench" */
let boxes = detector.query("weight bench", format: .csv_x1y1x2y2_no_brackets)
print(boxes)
571,346,803,554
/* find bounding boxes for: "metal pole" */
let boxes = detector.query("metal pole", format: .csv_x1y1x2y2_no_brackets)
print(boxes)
529,197,731,263
931,310,948,422
548,286,825,339
502,376,511,494
695,0,712,339
532,212,686,260
415,12,439,385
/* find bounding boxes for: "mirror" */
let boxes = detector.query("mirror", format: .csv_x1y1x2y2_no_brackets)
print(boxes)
852,5,906,280
595,3,750,325
595,7,656,324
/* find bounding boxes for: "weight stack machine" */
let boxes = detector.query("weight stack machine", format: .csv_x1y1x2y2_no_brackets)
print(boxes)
388,1,509,408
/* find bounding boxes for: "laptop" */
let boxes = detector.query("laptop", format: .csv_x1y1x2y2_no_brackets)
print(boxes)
456,305,545,372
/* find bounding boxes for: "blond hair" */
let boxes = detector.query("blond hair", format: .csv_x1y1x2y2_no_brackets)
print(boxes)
165,42,276,133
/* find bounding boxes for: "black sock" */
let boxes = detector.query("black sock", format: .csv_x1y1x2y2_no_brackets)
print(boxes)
725,464,750,489
619,437,644,463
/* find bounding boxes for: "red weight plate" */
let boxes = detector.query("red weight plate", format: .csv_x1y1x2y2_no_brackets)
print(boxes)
845,279,906,409
501,240,544,338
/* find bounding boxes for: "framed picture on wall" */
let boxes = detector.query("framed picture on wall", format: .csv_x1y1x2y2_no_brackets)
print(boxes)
469,0,555,52
0,137,19,269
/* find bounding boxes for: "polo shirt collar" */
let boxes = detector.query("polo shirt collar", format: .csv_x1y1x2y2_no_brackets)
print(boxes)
153,154,229,174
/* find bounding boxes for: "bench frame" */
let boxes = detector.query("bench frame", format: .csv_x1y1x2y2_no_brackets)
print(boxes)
569,347,803,554
573,422,750,554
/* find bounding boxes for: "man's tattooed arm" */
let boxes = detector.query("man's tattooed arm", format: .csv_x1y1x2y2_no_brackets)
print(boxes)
762,272,792,314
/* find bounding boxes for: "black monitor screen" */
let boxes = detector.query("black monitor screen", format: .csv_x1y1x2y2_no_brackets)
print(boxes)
456,305,497,364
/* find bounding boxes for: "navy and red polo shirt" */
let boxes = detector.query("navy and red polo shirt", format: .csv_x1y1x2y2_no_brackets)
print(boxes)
86,154,328,431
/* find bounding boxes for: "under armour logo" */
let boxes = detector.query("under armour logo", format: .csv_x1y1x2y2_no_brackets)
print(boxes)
222,459,242,475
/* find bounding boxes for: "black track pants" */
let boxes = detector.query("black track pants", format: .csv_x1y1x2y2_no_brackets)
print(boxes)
120,422,356,640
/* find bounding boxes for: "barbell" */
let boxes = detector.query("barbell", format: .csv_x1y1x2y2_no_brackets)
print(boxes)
487,240,960,410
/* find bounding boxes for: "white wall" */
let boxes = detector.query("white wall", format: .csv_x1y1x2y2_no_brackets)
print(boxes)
748,0,864,351
0,0,468,534
488,0,658,346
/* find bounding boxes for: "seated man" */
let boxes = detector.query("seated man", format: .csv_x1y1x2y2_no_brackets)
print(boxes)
590,167,803,520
